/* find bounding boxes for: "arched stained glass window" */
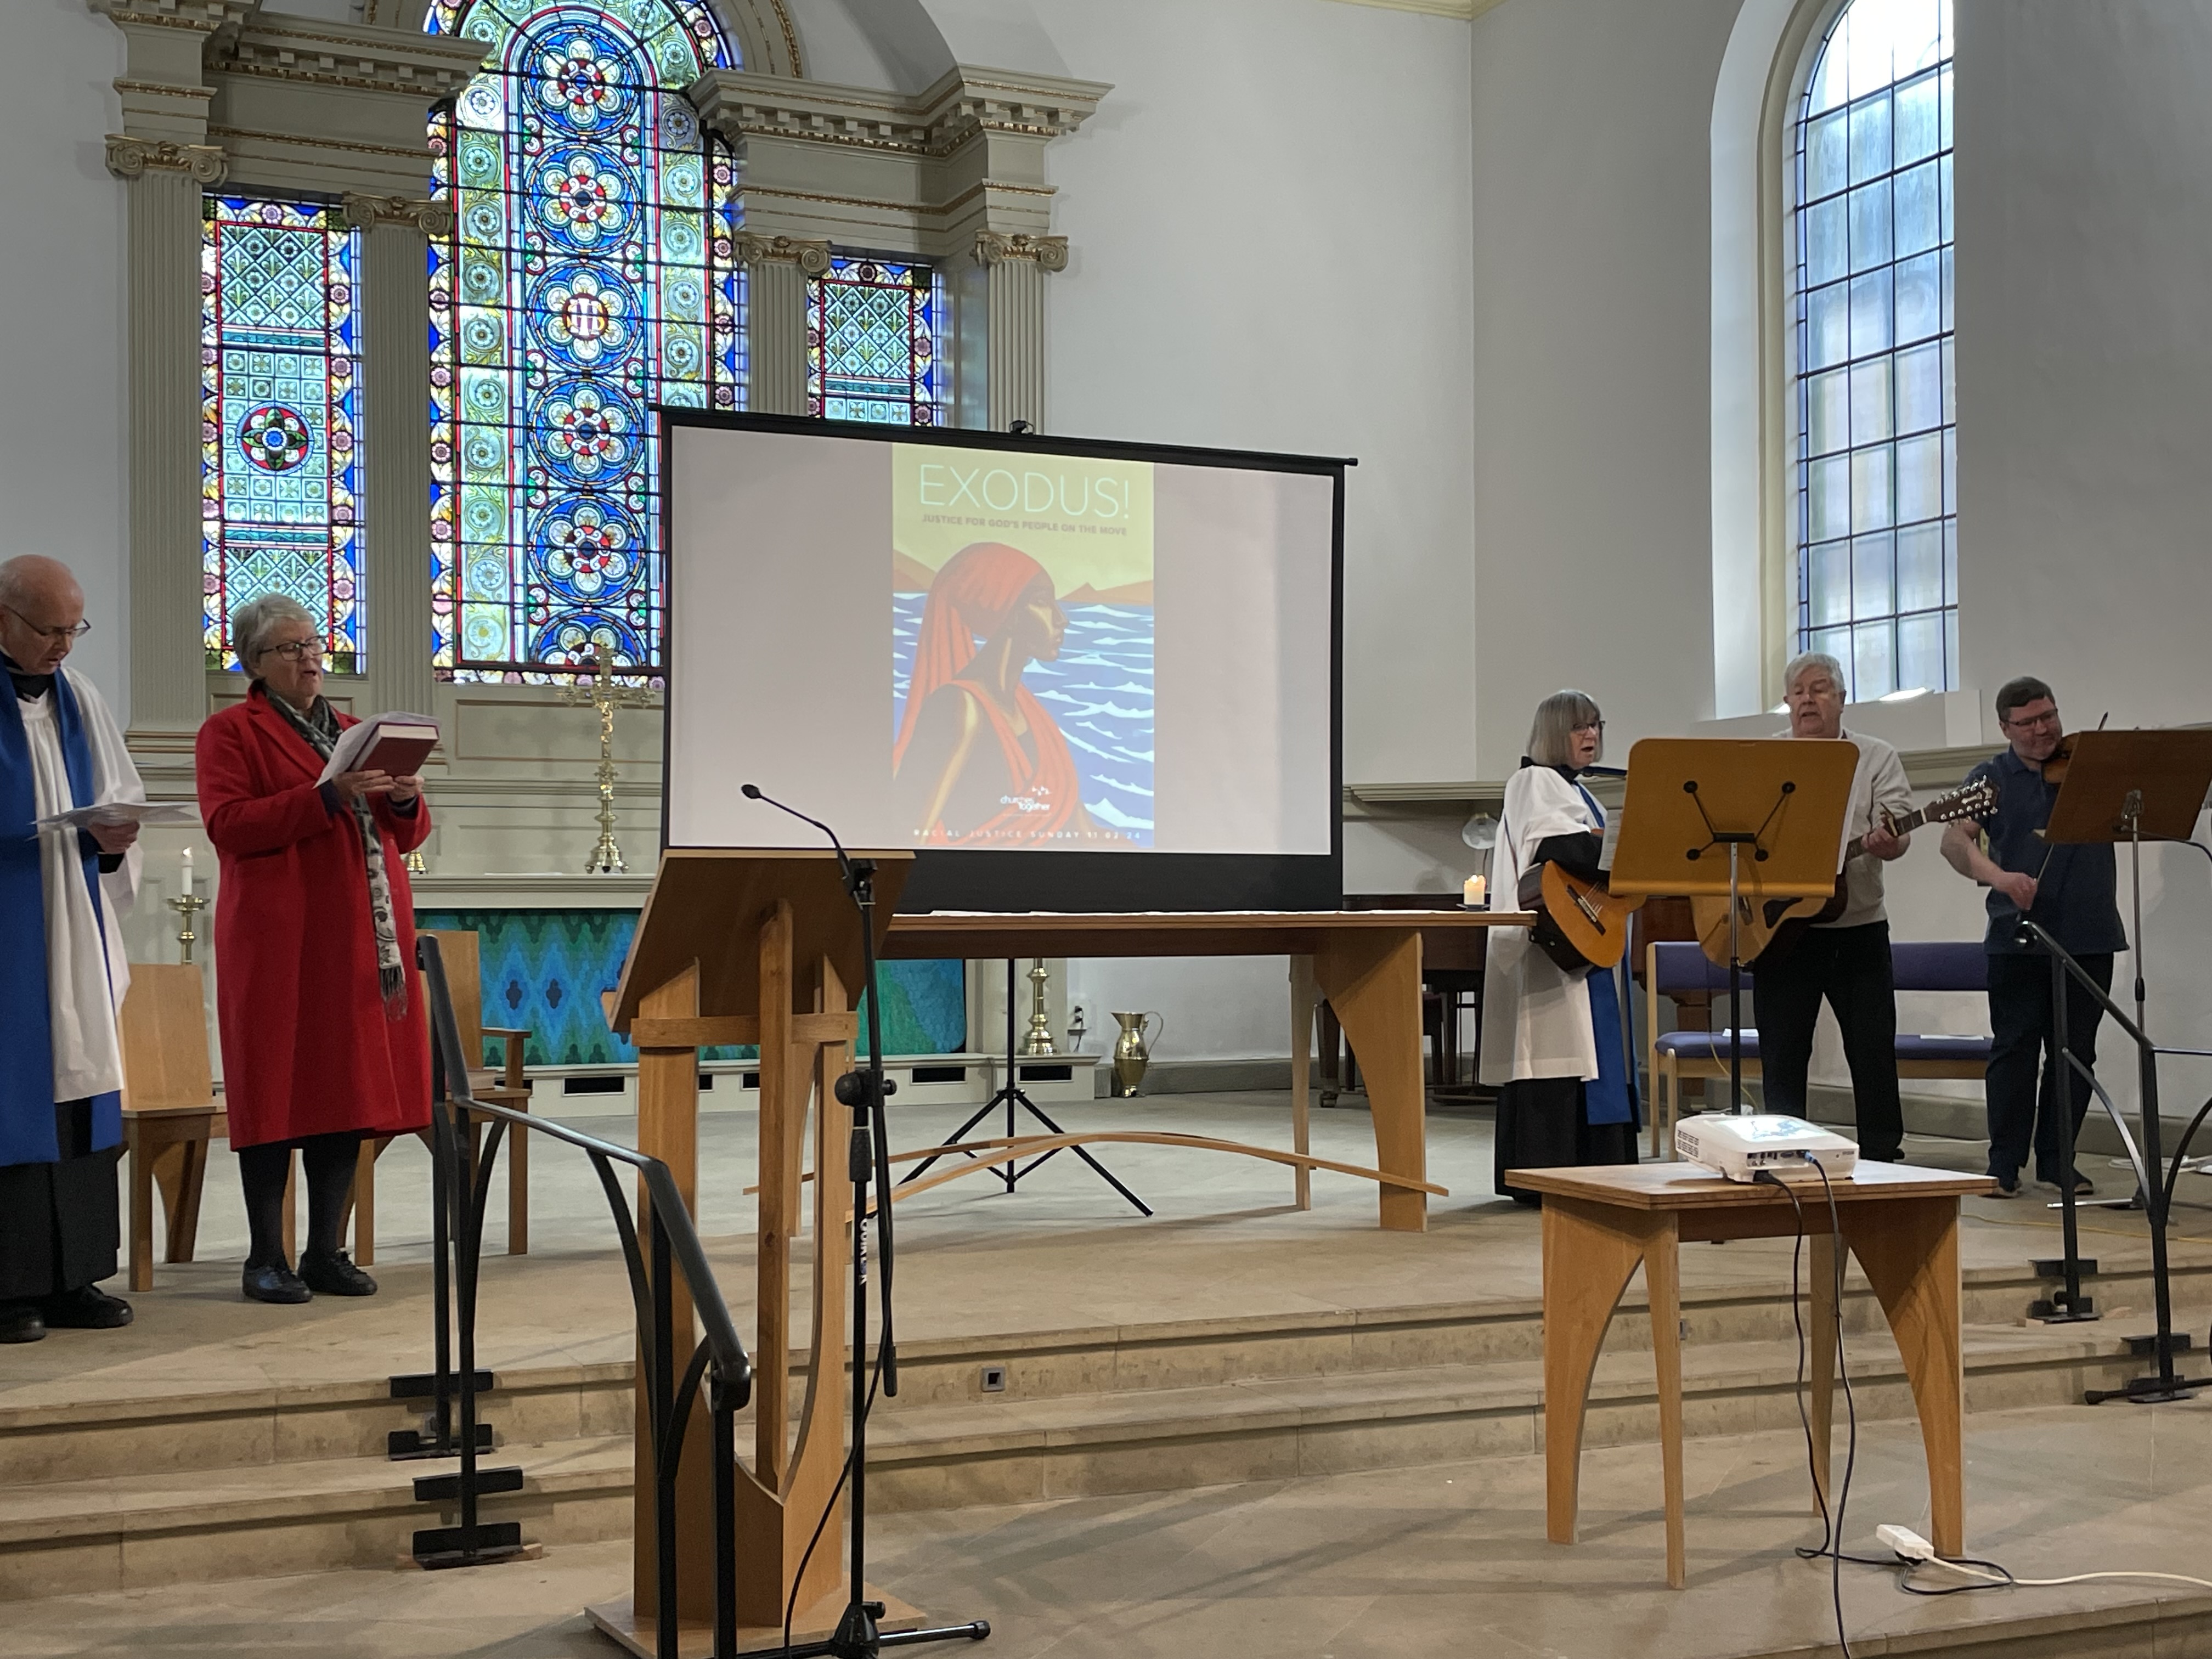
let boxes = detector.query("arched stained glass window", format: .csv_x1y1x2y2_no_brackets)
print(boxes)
1790,0,1954,699
427,0,740,681
202,196,362,672
808,255,944,425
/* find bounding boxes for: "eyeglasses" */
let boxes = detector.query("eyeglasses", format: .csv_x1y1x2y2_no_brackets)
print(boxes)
1573,720,1606,735
3,606,91,644
2002,708,2062,731
262,637,328,663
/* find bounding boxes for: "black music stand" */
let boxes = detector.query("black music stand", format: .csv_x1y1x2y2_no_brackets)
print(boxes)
2027,730,2212,1397
900,959,1150,1215
1612,739,1858,1115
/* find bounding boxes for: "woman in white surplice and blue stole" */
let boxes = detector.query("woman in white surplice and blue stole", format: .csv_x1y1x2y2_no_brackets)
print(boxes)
1480,690,1638,1204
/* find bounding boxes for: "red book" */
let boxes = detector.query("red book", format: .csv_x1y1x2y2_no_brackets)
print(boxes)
317,713,439,784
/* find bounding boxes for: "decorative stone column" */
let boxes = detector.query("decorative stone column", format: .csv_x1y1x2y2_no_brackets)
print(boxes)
108,136,226,737
734,233,829,415
344,194,448,721
972,233,1068,433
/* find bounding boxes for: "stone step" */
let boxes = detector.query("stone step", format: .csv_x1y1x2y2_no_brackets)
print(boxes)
8,1253,2205,1490
0,1317,2170,1598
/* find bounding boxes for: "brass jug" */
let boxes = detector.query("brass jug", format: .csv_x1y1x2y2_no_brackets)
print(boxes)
1109,1011,1162,1098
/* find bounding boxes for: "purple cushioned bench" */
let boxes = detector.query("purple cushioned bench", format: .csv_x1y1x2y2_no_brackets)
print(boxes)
1644,939,1991,1158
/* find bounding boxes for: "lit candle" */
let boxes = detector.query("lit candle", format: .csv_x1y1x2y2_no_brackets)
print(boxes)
181,845,193,894
1464,873,1487,908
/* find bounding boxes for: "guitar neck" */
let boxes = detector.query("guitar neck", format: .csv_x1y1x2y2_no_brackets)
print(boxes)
1841,804,1928,864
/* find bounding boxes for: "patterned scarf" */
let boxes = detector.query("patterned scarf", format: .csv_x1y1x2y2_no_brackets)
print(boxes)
264,689,407,1018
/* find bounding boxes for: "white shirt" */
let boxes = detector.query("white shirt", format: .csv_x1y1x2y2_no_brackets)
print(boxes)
21,669,142,1099
1778,726,1912,930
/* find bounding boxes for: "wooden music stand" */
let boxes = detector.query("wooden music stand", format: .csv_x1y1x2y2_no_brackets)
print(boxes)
586,848,916,1654
1611,738,1857,1113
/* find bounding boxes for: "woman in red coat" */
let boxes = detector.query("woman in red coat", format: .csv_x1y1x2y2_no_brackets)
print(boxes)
197,595,432,1305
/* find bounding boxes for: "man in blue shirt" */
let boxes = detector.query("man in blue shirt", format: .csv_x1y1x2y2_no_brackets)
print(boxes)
1941,677,2127,1198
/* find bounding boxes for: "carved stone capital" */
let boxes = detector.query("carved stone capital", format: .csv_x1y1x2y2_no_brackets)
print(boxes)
973,232,1069,273
342,193,453,238
733,232,832,276
105,134,227,184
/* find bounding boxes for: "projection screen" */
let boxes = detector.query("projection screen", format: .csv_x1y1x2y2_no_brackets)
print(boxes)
663,413,1344,913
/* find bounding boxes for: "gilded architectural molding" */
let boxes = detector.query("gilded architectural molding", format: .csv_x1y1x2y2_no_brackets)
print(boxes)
733,232,832,276
973,232,1069,273
104,134,227,184
212,16,487,100
84,0,255,31
691,66,1106,162
341,193,453,238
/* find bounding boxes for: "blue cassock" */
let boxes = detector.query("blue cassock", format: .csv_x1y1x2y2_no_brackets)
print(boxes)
0,672,121,1166
1576,782,1637,1129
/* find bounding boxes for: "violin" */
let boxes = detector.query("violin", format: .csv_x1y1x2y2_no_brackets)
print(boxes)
2038,714,2107,785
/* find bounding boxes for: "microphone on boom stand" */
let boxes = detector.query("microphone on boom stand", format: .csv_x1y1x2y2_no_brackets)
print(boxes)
740,785,986,1657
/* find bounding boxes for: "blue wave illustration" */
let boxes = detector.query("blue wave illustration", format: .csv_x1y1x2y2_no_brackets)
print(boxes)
893,594,1154,848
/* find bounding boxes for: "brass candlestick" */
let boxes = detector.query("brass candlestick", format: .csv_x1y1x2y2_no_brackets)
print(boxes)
560,644,651,875
168,889,206,964
1022,957,1057,1056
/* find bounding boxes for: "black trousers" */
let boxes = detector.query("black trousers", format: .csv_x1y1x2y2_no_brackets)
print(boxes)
1752,921,1904,1164
1985,951,2113,1183
0,1100,121,1303
1493,1076,1638,1203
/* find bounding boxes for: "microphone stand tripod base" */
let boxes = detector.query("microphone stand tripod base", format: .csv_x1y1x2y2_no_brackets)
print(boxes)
586,1585,967,1658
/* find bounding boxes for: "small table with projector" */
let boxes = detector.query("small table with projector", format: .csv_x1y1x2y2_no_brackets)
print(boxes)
1508,1149,1995,1588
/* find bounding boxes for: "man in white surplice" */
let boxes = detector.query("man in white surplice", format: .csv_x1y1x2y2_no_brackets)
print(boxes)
0,556,145,1344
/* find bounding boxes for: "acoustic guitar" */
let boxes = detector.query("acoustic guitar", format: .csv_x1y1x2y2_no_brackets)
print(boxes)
1519,861,1645,972
1689,777,1999,966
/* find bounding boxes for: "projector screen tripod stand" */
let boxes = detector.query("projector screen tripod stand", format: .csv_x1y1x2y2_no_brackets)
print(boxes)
901,960,1151,1216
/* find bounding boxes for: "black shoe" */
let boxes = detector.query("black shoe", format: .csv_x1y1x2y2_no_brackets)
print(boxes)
2037,1170,2095,1196
0,1302,45,1343
298,1249,377,1297
242,1262,312,1305
42,1285,133,1329
1987,1171,2021,1199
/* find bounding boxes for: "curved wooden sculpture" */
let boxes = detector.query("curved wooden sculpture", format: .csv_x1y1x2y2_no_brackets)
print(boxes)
757,1131,1449,1204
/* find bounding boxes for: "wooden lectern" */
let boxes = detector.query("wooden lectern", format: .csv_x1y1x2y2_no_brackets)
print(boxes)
588,849,909,1654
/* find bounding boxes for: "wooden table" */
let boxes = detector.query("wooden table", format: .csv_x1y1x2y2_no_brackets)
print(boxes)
1507,1160,1995,1587
886,910,1532,1232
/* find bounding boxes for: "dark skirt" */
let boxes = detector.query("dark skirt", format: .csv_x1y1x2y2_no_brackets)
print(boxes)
1493,1075,1639,1203
0,1099,121,1301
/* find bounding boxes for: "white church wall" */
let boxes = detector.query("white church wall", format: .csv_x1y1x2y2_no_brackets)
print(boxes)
1468,0,1746,777
1006,0,1478,793
910,0,1476,1061
0,2,130,711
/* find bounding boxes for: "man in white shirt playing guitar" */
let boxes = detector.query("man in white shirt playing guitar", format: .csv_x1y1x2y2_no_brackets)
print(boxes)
1751,652,1913,1164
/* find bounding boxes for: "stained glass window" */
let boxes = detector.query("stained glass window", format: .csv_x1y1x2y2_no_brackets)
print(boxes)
427,0,738,681
1790,0,1955,700
808,256,944,424
202,196,362,673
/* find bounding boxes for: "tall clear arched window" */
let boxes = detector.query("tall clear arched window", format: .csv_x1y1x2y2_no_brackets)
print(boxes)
1791,0,1954,698
426,0,741,681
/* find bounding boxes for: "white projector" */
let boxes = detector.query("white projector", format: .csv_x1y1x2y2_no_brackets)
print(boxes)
1673,1114,1859,1183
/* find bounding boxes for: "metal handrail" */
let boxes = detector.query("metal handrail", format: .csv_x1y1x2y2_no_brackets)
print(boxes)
414,935,751,1659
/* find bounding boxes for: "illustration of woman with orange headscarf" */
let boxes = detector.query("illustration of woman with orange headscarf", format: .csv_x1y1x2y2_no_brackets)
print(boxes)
893,541,1109,846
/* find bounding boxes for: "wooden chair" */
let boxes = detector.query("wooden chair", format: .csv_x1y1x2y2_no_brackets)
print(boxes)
117,963,223,1291
354,928,533,1261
